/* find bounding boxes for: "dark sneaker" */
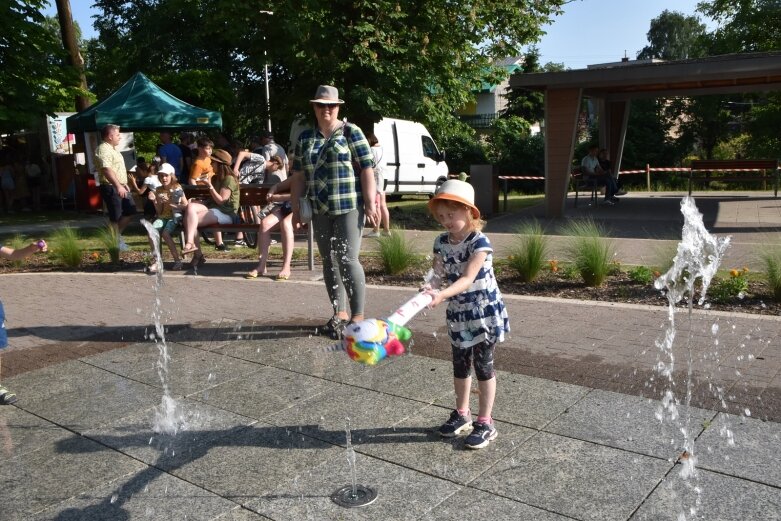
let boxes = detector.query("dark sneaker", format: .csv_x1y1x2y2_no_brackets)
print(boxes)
319,317,348,340
464,421,498,449
0,386,18,405
215,243,230,251
438,410,472,438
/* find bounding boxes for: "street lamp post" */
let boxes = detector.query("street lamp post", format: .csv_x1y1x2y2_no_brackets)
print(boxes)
259,10,273,133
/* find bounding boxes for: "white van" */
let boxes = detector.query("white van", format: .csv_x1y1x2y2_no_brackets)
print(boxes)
289,117,449,196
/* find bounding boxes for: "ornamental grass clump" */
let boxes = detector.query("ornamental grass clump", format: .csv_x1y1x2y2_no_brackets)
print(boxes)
508,220,548,282
759,247,781,302
50,226,82,268
376,228,417,275
562,219,615,287
95,224,121,264
7,234,28,268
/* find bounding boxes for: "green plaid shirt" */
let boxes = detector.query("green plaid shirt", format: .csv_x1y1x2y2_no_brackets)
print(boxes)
293,123,374,215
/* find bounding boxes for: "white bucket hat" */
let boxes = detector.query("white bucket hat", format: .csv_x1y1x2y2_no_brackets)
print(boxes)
157,163,175,176
428,179,480,219
310,85,345,104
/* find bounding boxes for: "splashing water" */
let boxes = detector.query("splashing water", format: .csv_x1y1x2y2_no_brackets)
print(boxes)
652,197,730,519
141,220,186,435
345,417,358,498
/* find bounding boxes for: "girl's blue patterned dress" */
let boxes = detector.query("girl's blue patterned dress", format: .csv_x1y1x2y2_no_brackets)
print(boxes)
433,231,510,348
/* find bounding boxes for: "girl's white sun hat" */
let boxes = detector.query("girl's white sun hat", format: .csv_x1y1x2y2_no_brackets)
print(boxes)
428,179,480,219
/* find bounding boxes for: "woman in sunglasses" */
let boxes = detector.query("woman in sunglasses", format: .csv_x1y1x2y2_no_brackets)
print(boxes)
268,85,378,339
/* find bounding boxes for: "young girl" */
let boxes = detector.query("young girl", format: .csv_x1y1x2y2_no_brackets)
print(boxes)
423,179,509,450
1,239,47,404
147,163,188,273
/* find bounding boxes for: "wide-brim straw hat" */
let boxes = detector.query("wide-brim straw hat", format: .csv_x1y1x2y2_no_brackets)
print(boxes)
310,85,345,104
428,179,480,219
211,148,233,165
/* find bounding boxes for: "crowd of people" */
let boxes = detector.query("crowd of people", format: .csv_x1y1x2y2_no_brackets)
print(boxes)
0,153,45,214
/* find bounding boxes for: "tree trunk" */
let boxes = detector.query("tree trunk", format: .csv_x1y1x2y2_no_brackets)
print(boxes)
55,0,90,111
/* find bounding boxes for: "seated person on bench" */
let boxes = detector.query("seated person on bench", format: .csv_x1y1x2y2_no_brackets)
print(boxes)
581,144,619,206
181,149,239,267
598,148,626,196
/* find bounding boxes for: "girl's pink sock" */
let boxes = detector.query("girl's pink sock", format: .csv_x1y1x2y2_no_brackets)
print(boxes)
477,415,492,425
457,408,470,418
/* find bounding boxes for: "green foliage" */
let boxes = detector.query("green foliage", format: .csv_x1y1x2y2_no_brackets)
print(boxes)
376,228,417,275
745,92,781,159
698,0,781,54
712,133,750,160
433,122,488,174
88,0,566,135
95,225,121,264
759,247,781,302
709,269,750,303
628,265,655,285
0,2,87,132
637,9,707,60
508,220,548,282
50,227,82,268
562,220,615,287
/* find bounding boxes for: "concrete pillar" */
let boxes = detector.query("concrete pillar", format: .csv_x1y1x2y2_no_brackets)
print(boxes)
469,164,498,217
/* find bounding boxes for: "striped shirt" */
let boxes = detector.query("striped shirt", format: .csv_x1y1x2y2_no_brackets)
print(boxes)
292,123,373,216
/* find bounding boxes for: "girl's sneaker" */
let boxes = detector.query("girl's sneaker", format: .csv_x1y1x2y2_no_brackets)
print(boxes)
437,410,472,437
464,421,498,449
0,386,18,405
319,317,348,340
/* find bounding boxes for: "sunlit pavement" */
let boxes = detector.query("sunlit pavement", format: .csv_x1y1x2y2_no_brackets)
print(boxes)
1,267,780,520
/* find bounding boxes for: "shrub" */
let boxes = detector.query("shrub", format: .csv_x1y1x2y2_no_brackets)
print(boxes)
760,247,781,302
562,219,615,287
709,268,750,303
628,265,655,285
50,227,82,268
376,228,417,275
95,224,121,264
508,220,548,282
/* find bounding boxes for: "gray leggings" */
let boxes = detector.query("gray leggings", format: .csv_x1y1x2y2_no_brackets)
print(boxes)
312,209,365,317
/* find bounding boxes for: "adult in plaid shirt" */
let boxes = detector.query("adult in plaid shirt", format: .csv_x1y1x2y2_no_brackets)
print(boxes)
269,85,379,339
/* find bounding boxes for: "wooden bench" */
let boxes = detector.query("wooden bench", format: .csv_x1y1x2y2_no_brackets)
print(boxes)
570,167,599,208
689,159,780,198
184,185,315,270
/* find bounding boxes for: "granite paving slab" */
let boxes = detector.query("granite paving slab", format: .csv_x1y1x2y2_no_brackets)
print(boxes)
357,403,536,486
245,449,461,521
263,336,378,383
213,336,318,367
31,469,239,521
79,340,204,377
696,412,781,488
17,374,162,433
545,388,716,460
476,431,672,521
3,359,127,404
132,348,263,397
201,365,333,420
166,422,341,506
0,406,72,460
349,355,454,404
0,434,146,520
267,384,431,446
422,486,571,520
630,467,781,520
83,398,257,469
213,508,273,521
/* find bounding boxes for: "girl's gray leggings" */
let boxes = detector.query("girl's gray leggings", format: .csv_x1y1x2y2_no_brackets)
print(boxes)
312,209,365,317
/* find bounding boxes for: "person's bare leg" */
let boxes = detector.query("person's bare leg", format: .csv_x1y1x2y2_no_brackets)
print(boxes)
278,213,294,278
454,376,471,412
476,377,496,420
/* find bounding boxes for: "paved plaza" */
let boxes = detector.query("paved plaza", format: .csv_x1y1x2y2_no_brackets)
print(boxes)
1,191,781,520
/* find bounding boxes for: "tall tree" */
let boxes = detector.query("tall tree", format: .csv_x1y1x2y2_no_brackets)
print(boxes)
88,0,566,139
0,0,84,132
698,0,781,53
637,10,707,60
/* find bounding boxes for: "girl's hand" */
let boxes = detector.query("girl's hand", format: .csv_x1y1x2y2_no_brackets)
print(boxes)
422,288,444,308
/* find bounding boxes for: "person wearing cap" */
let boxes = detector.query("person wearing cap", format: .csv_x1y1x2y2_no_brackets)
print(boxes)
259,130,288,174
145,162,188,273
268,85,379,339
181,148,239,264
94,124,137,251
423,179,509,450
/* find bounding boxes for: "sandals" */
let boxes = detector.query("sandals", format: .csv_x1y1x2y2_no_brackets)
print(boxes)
319,317,348,340
0,386,18,405
189,251,206,269
181,244,198,255
275,273,290,281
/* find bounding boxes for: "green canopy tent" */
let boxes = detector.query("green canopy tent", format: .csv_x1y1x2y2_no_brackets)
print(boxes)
66,72,222,133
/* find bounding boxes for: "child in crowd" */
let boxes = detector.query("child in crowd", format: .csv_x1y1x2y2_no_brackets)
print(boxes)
189,137,214,186
146,163,188,273
366,133,390,237
130,162,161,219
0,239,48,404
423,180,509,450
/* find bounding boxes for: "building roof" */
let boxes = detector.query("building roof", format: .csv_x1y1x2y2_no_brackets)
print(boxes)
509,51,781,100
